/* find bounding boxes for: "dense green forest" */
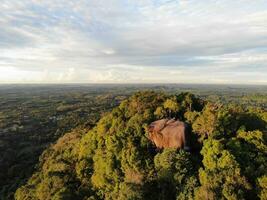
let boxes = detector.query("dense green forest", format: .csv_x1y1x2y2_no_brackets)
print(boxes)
0,84,266,200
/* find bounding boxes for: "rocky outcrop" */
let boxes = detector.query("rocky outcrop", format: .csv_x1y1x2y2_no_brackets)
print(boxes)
148,119,190,150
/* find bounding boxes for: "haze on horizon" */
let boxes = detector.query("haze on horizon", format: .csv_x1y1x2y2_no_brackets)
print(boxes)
1,0,267,84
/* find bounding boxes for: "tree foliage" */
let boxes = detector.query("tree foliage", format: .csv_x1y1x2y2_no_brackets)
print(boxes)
14,91,267,200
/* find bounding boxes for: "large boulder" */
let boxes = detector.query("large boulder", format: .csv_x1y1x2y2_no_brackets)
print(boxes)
148,119,191,150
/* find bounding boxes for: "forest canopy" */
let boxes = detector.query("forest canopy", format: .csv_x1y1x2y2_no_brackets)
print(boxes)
14,91,267,200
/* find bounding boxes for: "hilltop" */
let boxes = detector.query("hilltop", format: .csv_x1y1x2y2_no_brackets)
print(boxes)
15,91,267,200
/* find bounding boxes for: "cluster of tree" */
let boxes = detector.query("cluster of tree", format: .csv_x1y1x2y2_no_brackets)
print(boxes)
15,91,266,200
0,86,127,200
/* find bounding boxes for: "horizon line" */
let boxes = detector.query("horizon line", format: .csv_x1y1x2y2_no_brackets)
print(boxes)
0,82,266,86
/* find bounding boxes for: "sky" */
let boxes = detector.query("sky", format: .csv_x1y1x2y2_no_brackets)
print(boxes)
0,0,267,84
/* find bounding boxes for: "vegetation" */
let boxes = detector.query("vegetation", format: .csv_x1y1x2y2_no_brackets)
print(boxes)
10,88,266,200
0,85,129,199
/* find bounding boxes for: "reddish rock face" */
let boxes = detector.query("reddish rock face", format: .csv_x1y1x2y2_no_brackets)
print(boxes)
148,119,190,149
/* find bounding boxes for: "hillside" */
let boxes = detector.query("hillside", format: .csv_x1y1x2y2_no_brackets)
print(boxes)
15,91,267,200
0,86,128,199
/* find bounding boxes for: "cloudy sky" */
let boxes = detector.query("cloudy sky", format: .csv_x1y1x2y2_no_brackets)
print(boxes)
1,0,267,84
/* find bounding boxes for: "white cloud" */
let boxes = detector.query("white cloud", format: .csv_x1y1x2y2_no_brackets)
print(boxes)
0,0,267,84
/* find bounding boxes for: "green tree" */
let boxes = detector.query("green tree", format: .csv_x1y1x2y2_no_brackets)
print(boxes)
163,98,180,118
192,103,218,140
257,176,267,200
195,139,251,200
154,149,199,200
